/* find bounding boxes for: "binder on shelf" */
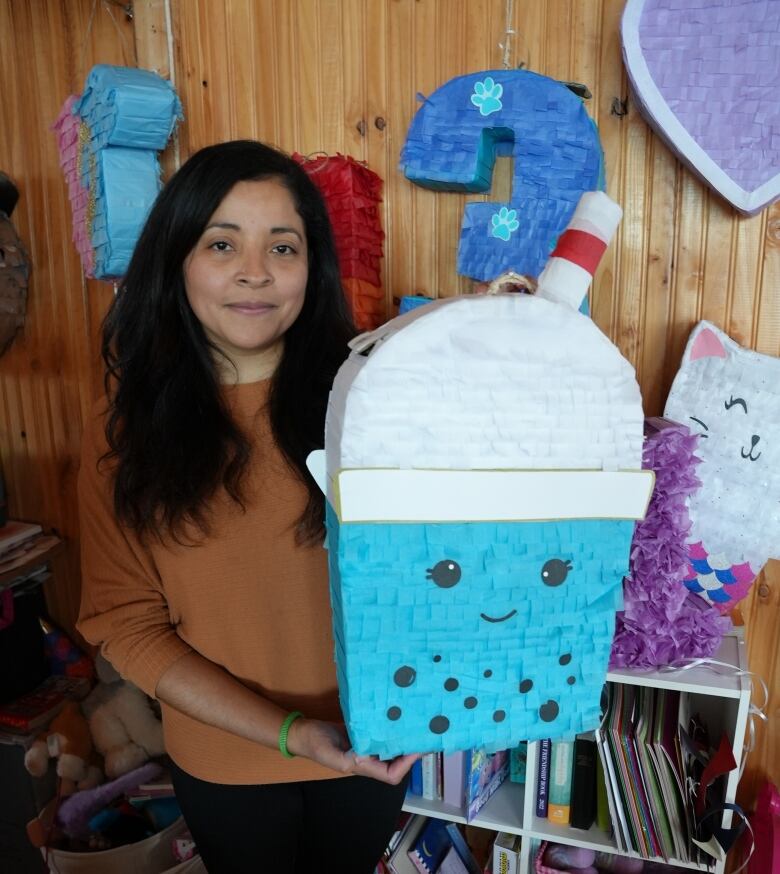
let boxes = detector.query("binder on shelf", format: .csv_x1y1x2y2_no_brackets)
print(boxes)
570,734,597,830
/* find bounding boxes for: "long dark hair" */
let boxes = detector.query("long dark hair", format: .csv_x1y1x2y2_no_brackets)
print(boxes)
101,140,355,543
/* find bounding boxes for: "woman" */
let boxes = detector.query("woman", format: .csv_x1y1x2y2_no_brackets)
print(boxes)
78,140,416,872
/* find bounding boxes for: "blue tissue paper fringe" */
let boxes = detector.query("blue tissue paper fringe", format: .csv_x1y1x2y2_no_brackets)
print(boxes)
326,503,633,758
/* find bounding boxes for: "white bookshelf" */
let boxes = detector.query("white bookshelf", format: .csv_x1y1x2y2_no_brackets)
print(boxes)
402,632,752,874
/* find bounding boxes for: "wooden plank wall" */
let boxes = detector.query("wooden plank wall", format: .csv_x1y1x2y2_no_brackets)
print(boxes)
0,0,775,823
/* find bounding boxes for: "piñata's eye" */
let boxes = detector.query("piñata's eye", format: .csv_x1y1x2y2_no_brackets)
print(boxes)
541,558,572,587
426,560,462,588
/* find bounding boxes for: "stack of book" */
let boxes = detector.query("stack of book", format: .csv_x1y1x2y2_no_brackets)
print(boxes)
0,520,61,591
385,815,489,874
535,734,598,830
408,748,509,822
595,683,696,863
532,684,729,868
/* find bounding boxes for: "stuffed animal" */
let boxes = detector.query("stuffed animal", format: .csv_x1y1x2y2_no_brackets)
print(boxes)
24,700,103,792
56,760,162,839
81,654,166,778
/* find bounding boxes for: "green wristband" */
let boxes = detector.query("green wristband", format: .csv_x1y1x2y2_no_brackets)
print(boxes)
278,710,303,759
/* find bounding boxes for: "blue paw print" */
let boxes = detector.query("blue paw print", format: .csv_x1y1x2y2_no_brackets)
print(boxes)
491,207,520,241
471,77,503,116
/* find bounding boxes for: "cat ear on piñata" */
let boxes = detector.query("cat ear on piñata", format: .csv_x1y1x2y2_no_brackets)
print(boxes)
687,321,729,363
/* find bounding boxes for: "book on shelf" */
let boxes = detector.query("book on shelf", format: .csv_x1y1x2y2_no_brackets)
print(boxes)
535,738,551,818
443,823,482,874
0,674,90,734
0,520,42,557
548,739,574,825
491,831,521,874
442,751,467,809
509,742,527,784
407,817,451,874
570,733,597,831
388,814,427,874
464,747,508,822
596,682,700,864
436,845,469,874
422,752,442,801
595,751,610,833
409,758,423,797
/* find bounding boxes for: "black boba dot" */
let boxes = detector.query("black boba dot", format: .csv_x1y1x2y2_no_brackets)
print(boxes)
387,706,401,720
430,715,450,734
433,655,442,663
426,560,462,588
484,669,493,678
394,666,416,687
540,700,560,722
464,697,478,709
567,676,576,685
541,558,572,587
444,678,459,691
559,653,572,666
519,679,533,693
493,710,506,722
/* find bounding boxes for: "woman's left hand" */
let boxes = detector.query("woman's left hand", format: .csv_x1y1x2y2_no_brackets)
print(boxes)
286,717,419,785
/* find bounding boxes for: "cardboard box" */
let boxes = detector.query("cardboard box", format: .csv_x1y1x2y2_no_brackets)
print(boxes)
491,831,521,874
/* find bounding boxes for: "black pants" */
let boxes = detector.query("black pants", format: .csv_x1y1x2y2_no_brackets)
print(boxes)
170,759,408,874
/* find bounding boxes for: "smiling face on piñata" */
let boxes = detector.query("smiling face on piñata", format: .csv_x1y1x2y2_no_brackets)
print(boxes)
322,294,652,757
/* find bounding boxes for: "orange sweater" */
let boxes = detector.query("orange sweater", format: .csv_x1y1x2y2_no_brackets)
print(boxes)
77,379,344,784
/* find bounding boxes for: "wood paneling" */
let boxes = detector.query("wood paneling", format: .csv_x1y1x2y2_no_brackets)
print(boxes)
0,0,775,821
0,0,130,634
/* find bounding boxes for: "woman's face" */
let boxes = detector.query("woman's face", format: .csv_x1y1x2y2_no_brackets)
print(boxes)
183,178,308,381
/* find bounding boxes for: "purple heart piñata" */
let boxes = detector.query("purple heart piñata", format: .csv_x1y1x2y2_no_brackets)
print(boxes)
622,0,780,215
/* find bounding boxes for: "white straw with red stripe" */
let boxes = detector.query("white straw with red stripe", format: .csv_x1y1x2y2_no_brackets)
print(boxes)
536,191,623,311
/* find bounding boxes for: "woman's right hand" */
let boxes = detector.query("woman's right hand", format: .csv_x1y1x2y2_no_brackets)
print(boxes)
286,717,419,785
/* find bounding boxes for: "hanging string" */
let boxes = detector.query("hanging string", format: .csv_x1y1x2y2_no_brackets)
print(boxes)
657,656,769,781
78,0,136,80
102,0,136,66
163,0,181,171
77,0,99,80
498,0,515,69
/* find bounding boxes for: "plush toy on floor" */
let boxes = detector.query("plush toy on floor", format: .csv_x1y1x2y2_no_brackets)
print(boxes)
24,700,103,792
82,654,165,778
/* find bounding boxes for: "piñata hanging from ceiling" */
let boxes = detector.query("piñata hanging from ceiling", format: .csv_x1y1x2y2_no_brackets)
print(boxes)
53,65,182,280
664,322,780,613
399,69,604,281
308,192,655,757
621,0,780,215
295,153,386,330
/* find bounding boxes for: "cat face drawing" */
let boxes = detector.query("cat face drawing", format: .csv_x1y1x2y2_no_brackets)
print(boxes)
664,321,780,612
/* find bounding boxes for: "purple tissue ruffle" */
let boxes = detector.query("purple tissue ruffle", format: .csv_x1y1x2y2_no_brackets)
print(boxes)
610,421,731,669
